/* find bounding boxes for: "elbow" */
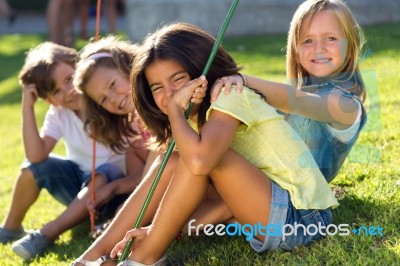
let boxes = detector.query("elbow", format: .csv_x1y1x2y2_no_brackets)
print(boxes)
26,153,47,164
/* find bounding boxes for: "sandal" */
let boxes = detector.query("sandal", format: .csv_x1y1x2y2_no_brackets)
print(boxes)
117,255,168,266
71,255,117,266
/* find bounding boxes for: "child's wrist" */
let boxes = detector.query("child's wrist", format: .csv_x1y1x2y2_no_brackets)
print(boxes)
238,73,248,87
167,101,185,116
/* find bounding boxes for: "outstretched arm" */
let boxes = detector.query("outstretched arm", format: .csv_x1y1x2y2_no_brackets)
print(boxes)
211,74,359,130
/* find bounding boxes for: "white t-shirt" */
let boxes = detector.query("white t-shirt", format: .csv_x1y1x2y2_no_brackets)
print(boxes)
40,105,126,174
326,100,362,143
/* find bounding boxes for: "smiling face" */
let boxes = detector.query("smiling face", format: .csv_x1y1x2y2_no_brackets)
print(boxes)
145,59,191,115
47,61,82,110
298,10,347,78
85,66,134,115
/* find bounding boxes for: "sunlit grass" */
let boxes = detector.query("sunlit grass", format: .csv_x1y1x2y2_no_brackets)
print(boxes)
0,23,399,265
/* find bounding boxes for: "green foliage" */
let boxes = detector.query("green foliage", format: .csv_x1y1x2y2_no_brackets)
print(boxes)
0,23,399,265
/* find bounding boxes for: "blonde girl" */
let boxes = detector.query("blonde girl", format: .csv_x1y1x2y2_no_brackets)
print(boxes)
211,0,367,182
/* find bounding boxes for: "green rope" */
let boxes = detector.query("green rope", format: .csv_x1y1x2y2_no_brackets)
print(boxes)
118,0,240,262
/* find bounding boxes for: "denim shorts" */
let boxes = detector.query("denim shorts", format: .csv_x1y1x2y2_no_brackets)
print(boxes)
22,154,125,206
249,181,332,252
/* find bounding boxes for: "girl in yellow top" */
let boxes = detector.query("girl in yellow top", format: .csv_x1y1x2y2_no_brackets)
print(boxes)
108,23,338,265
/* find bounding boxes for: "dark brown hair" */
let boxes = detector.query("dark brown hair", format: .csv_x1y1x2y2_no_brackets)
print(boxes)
19,42,78,98
131,23,241,148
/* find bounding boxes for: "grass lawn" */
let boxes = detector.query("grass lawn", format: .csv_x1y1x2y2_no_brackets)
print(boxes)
0,22,399,265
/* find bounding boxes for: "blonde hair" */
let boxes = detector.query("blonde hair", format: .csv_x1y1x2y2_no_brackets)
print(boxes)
286,0,366,101
74,36,140,153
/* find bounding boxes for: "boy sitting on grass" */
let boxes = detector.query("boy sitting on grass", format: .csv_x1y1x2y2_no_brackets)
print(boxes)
0,42,143,261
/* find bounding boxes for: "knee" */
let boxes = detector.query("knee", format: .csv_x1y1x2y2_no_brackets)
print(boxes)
15,168,39,191
94,173,108,186
18,168,35,182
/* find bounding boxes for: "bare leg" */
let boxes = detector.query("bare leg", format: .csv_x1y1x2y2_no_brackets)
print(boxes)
79,0,89,39
40,174,107,242
63,0,76,47
131,158,209,263
0,0,11,16
47,0,64,44
105,0,117,34
75,151,233,263
209,150,271,231
1,168,40,231
47,0,75,46
130,149,271,264
182,185,232,234
77,152,179,261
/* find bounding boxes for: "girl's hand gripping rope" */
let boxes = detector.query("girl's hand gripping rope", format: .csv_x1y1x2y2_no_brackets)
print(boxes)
167,76,208,114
